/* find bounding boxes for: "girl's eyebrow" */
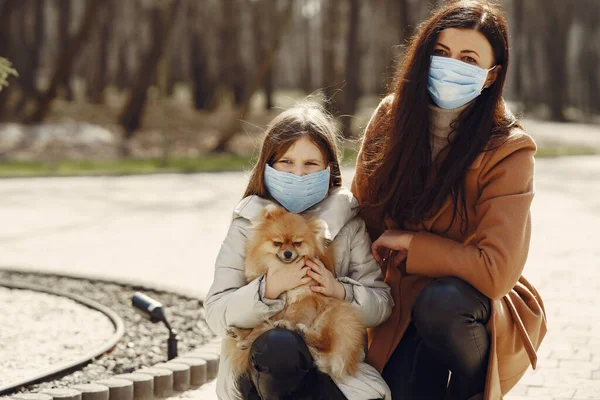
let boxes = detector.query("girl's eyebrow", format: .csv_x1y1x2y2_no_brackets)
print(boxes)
435,42,480,58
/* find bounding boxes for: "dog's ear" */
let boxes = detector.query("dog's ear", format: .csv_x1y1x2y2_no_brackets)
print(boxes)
262,204,284,220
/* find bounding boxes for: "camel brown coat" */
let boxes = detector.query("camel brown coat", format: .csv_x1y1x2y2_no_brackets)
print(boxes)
351,97,547,400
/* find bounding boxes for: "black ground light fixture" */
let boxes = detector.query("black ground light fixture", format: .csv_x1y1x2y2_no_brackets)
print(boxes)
132,292,178,360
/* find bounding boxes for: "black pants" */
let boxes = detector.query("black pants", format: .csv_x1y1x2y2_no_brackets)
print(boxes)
237,328,347,400
382,277,491,400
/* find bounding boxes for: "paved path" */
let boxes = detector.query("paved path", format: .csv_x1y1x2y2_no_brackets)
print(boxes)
1,156,600,399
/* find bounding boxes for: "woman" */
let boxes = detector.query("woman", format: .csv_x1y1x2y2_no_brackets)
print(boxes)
351,1,547,400
205,103,393,399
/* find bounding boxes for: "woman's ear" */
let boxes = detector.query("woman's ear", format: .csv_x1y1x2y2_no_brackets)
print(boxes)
484,65,502,89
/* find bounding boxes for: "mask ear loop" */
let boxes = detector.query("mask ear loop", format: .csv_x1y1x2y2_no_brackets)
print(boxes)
483,65,499,89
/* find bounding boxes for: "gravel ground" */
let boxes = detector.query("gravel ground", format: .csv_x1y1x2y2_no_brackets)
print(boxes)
0,271,215,395
0,287,115,388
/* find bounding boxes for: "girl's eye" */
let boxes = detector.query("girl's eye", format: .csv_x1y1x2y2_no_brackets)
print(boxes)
305,162,317,166
273,241,283,247
279,160,292,164
293,241,302,247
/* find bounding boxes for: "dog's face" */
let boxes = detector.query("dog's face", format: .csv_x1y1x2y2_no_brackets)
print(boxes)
253,204,327,264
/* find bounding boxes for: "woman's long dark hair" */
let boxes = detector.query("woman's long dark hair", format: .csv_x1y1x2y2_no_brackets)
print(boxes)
366,0,521,233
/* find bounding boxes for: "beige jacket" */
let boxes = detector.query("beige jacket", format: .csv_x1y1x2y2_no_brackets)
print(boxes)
205,187,394,400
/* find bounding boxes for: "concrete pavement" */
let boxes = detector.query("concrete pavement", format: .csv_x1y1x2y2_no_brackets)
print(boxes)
1,156,600,399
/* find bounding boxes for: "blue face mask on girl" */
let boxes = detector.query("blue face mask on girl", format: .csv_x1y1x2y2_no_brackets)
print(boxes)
427,55,497,109
263,164,330,213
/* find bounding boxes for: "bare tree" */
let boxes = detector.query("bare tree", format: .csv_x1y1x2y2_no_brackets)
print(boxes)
189,1,215,110
212,0,295,153
338,0,361,138
543,0,573,122
25,0,101,124
118,0,183,154
0,0,23,118
251,0,276,109
86,0,113,104
321,0,341,115
220,0,246,106
58,0,74,101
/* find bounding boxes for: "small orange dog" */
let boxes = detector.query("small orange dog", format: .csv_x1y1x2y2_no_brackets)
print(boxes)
224,204,364,380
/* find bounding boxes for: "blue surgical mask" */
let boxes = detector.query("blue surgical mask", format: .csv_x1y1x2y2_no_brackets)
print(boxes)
427,56,497,109
263,164,330,213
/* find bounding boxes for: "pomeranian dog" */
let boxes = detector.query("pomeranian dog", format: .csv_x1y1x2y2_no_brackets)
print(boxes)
223,204,365,381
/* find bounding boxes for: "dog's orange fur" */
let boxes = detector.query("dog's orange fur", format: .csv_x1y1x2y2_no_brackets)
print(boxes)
223,204,365,380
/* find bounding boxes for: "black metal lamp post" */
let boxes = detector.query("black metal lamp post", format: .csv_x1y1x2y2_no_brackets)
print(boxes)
132,292,178,360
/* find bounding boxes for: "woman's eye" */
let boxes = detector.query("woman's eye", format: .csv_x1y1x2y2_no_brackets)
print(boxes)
463,56,477,64
433,49,447,56
273,241,283,247
293,241,302,247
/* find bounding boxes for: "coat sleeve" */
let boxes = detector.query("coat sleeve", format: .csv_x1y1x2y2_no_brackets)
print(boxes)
338,218,394,328
204,217,285,337
351,95,394,243
406,133,537,300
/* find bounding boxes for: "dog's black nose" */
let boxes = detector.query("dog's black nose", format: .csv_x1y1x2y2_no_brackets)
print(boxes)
284,251,293,259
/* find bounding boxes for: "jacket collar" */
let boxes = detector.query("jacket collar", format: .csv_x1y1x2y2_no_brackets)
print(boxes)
233,187,359,240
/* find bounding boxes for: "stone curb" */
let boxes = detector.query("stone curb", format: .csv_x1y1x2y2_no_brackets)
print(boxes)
13,339,222,400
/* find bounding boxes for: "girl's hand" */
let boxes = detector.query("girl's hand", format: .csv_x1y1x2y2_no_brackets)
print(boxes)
371,230,415,266
264,257,312,299
306,258,345,300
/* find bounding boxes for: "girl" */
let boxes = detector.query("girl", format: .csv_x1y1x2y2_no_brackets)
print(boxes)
205,103,394,400
352,2,547,400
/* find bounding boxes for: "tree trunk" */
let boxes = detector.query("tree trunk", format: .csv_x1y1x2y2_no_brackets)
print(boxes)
58,0,74,101
212,0,295,153
545,0,571,122
321,0,340,115
86,1,112,104
24,0,100,124
339,0,361,138
220,0,246,106
512,0,523,103
263,0,275,109
0,0,23,118
117,0,183,148
189,1,215,110
12,0,43,118
398,0,413,45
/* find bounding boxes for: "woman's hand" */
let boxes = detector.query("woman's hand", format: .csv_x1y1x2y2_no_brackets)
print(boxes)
306,258,346,300
264,257,312,299
371,229,415,266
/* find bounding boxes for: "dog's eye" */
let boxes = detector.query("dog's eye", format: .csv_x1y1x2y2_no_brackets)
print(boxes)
293,241,302,247
273,241,283,247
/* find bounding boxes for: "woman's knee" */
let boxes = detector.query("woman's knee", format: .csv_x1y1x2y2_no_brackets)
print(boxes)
411,277,491,334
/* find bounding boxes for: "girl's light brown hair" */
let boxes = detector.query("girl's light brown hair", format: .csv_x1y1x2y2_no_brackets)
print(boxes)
243,102,343,199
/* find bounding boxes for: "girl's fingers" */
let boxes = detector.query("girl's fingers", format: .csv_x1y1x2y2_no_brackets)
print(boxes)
307,270,324,284
310,286,325,293
305,258,321,272
310,258,326,270
299,277,313,285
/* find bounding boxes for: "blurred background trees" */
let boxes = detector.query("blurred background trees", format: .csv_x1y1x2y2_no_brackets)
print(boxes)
0,0,597,157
